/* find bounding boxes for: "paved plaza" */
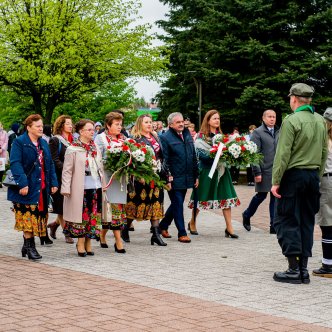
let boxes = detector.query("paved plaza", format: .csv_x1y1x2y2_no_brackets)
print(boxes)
0,185,331,332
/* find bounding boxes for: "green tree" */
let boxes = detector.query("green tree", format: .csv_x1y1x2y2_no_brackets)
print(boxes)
157,0,332,131
0,87,32,129
0,0,166,123
53,81,138,123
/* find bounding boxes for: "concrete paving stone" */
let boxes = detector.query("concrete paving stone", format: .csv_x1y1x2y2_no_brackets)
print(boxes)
1,186,332,331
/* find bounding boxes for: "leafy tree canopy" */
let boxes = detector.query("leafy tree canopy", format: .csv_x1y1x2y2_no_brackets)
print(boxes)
0,0,167,123
157,0,332,132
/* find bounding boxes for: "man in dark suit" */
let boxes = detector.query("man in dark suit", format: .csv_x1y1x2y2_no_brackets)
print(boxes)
159,112,199,243
242,110,279,233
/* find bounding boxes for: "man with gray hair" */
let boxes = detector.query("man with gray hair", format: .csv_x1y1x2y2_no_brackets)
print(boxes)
271,83,327,284
159,112,199,243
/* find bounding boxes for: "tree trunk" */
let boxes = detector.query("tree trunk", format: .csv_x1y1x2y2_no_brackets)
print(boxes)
45,95,58,124
31,91,43,116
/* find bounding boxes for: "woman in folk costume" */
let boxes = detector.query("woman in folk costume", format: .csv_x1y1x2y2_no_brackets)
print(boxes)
94,112,127,253
122,114,167,246
188,109,240,238
7,114,58,260
47,115,74,243
61,119,103,257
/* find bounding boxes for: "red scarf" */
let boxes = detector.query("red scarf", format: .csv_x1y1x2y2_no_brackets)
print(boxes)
71,138,97,168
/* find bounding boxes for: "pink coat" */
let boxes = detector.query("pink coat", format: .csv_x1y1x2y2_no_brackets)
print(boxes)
0,130,8,158
61,146,104,224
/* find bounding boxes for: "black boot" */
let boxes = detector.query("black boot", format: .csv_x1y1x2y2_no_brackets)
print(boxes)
21,236,28,257
25,237,42,260
300,256,310,284
151,226,167,246
273,256,302,284
40,229,53,245
121,225,130,243
313,263,332,278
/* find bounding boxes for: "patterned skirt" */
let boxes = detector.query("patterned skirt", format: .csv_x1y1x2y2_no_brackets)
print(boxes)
188,167,240,210
102,203,126,230
64,188,102,239
125,181,164,221
13,203,48,237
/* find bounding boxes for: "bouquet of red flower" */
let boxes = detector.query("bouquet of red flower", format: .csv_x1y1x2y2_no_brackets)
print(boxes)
104,138,165,187
209,134,263,167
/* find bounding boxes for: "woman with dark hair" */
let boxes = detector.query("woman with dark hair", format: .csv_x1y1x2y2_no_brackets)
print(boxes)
94,112,127,253
122,114,167,246
61,119,103,257
7,114,58,260
188,109,240,238
47,115,74,243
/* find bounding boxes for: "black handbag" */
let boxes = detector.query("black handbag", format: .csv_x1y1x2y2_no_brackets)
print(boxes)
3,159,39,189
3,169,18,188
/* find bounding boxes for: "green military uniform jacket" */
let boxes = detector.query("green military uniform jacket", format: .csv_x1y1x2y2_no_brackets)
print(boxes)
272,105,328,185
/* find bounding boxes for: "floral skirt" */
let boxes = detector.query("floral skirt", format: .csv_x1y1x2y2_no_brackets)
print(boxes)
102,203,126,230
125,181,164,221
188,167,240,210
64,188,102,239
13,203,48,237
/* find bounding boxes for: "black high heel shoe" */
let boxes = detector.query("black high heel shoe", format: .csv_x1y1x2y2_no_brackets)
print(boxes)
188,222,199,235
76,244,87,257
40,235,53,245
100,242,108,248
225,229,239,239
114,243,126,254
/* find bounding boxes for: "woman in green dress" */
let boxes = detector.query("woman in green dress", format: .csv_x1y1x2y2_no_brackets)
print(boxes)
188,109,240,238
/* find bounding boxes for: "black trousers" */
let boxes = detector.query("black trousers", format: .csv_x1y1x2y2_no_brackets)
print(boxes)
274,169,320,257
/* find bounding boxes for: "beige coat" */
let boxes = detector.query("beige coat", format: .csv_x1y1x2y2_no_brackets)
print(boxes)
61,146,103,224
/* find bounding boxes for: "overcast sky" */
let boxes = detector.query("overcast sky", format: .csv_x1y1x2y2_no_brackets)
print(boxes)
133,0,169,101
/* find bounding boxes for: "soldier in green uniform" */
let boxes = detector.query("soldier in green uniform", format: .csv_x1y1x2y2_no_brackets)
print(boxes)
271,83,328,284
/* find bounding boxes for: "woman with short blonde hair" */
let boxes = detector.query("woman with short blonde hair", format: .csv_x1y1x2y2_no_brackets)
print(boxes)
122,114,167,246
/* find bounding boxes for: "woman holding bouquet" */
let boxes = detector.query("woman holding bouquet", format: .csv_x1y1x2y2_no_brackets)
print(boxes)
188,109,240,238
122,114,167,246
94,112,127,253
61,119,103,257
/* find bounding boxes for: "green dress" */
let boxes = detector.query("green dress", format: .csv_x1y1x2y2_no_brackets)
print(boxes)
188,133,240,210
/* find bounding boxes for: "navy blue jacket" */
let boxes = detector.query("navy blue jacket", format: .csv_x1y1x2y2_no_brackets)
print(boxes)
160,128,198,190
7,132,58,205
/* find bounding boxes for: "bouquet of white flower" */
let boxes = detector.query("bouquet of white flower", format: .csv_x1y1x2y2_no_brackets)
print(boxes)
210,134,262,167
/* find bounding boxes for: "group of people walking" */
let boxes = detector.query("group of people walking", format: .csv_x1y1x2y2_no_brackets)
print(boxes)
4,82,332,283
6,108,241,260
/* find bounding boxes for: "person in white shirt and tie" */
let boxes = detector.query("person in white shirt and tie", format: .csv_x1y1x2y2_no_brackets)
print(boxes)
242,110,279,234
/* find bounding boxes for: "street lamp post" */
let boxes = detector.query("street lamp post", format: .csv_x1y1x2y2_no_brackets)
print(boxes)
188,71,203,125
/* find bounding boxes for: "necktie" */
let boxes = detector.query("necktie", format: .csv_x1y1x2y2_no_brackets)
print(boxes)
270,128,274,138
179,133,184,141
